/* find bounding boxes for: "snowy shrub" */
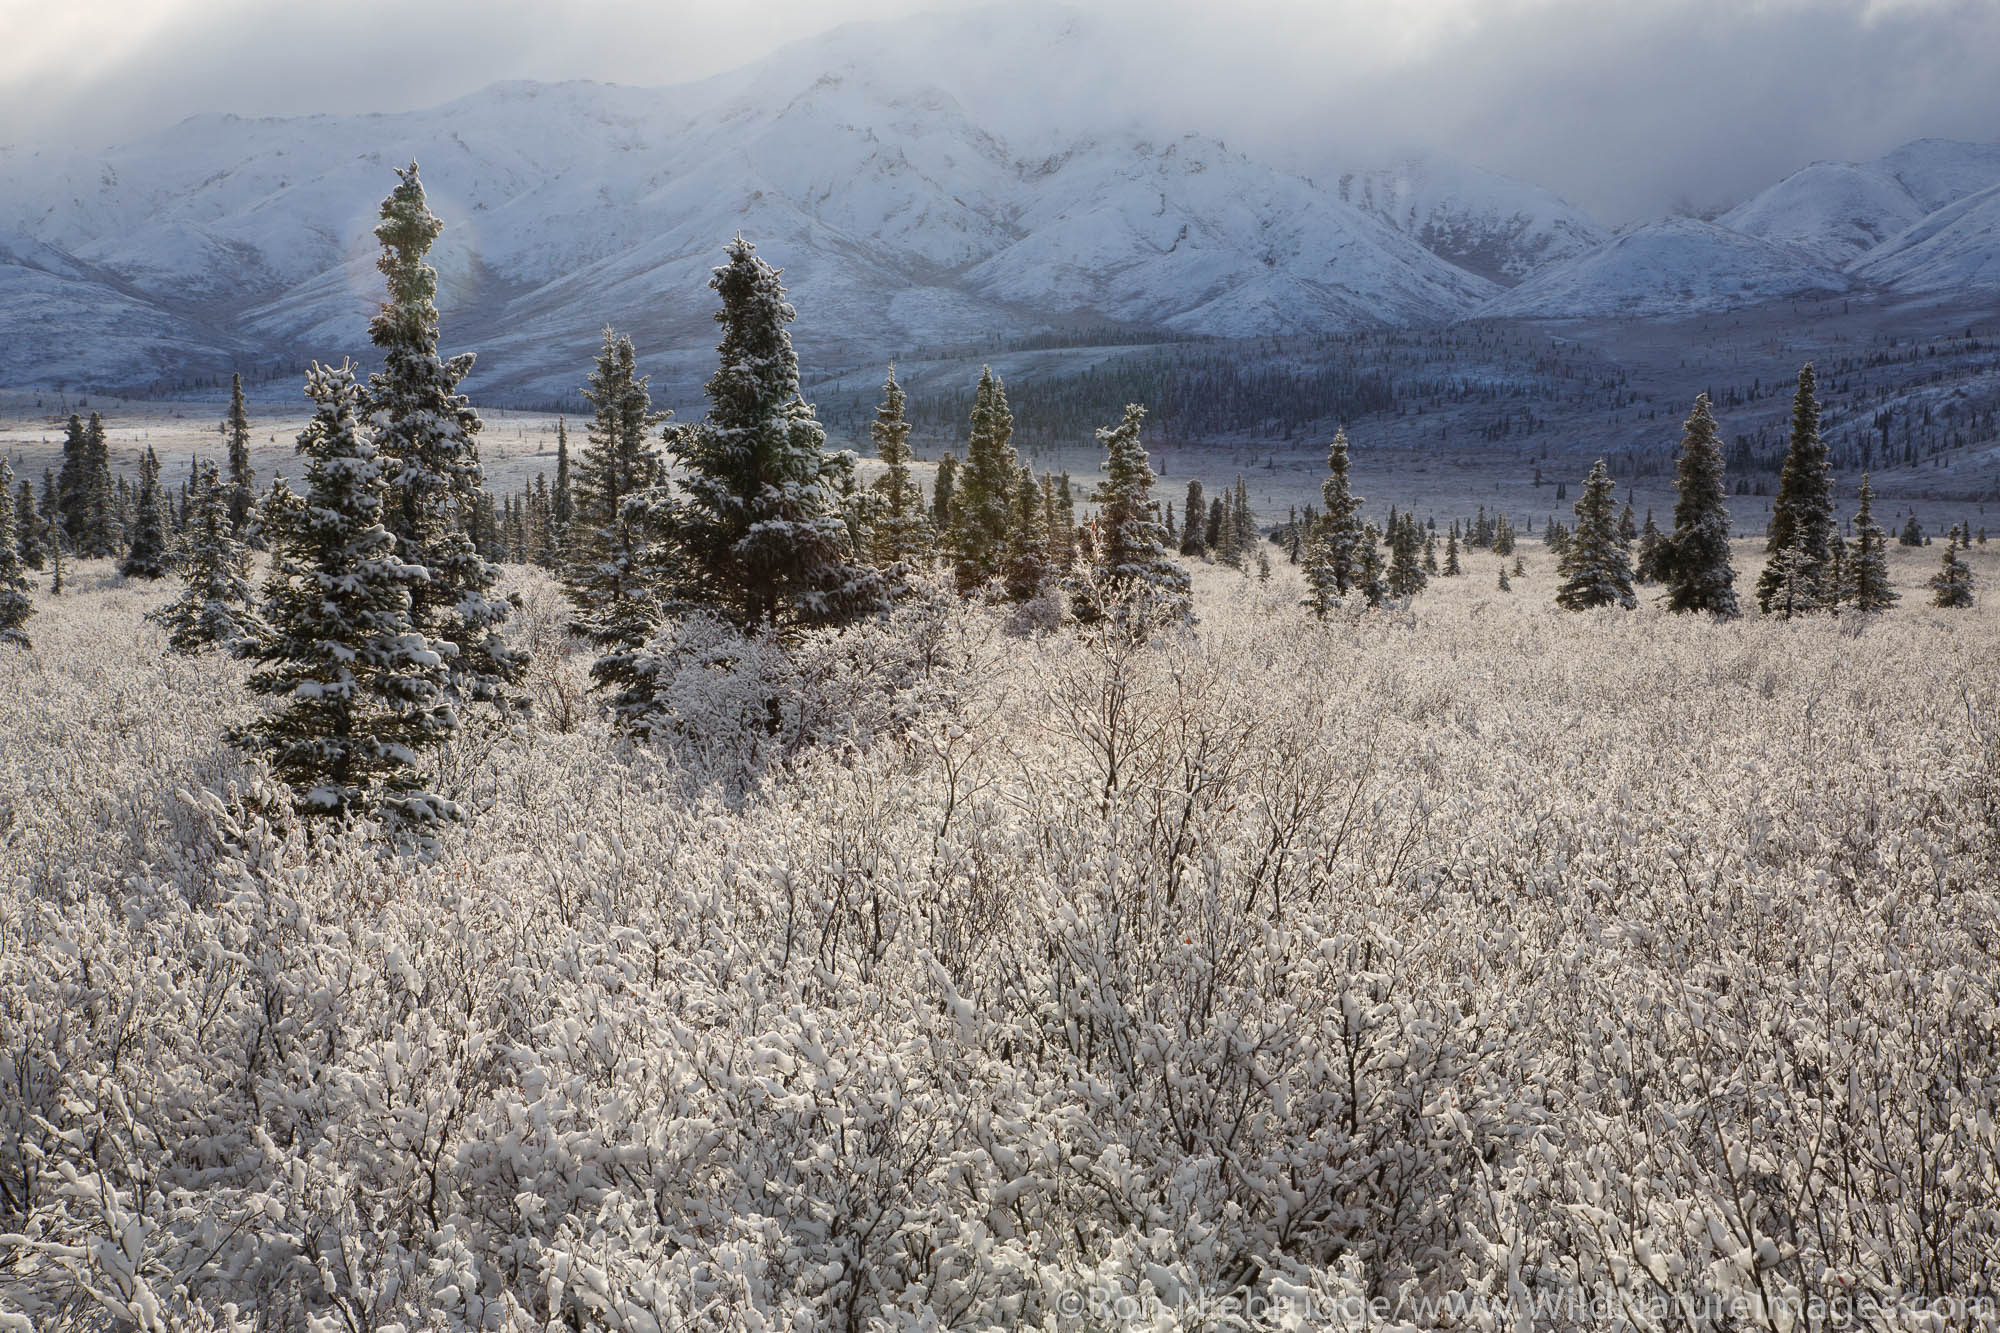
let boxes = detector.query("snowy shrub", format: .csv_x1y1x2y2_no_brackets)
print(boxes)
3,549,1999,1330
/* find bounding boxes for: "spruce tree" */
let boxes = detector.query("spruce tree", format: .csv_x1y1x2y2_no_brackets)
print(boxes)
867,363,932,575
1929,527,1975,608
150,459,258,654
1312,428,1367,594
1663,393,1739,617
1387,513,1426,599
84,413,113,558
658,236,885,633
1556,459,1637,611
931,453,957,534
1899,514,1924,547
0,461,32,649
1492,515,1515,556
1444,529,1462,575
551,417,574,557
1073,403,1190,628
1231,476,1254,566
56,414,89,551
367,162,524,710
1180,479,1207,556
1635,509,1665,583
1756,364,1835,613
15,479,44,571
947,367,1017,593
1843,474,1896,613
1044,471,1075,569
225,372,257,538
1356,523,1388,607
1002,463,1054,604
234,361,454,825
563,328,668,659
118,447,170,579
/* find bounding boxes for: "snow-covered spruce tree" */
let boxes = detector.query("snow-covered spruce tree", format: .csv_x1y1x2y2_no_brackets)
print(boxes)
1492,514,1515,556
84,412,114,557
931,452,956,534
1756,364,1835,614
1556,459,1637,611
657,236,886,634
1444,529,1462,575
225,372,257,538
15,476,45,570
1072,403,1190,628
563,328,669,666
367,162,525,710
118,447,170,579
0,460,32,648
551,418,574,553
1843,473,1896,613
1664,392,1744,616
1356,522,1388,606
866,363,932,576
149,459,258,655
1311,428,1367,594
1663,393,1738,617
1043,471,1075,569
1003,462,1054,605
1929,527,1975,608
1231,475,1254,566
233,361,454,825
947,366,1017,593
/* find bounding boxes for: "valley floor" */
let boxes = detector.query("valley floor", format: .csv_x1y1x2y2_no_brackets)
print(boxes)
2,547,1997,1327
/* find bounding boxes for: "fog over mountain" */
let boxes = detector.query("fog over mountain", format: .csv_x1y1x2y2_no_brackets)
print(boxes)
1,3,1998,399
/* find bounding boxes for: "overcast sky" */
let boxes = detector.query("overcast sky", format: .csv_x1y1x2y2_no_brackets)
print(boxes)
2,0,1996,221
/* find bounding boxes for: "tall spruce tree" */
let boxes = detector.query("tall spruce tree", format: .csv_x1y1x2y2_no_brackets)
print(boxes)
367,162,524,710
1305,428,1367,600
1663,393,1739,617
658,236,886,633
931,453,957,534
947,367,1017,593
1180,479,1207,556
1073,403,1190,627
0,461,32,649
150,459,258,654
866,363,932,575
1556,459,1637,610
15,479,44,571
118,447,171,579
56,414,89,552
551,417,574,555
563,328,668,659
1386,513,1426,599
225,373,257,538
1756,364,1835,614
234,361,454,825
1843,473,1897,613
1635,510,1665,583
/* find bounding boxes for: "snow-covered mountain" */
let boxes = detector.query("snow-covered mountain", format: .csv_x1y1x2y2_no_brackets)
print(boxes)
2,1,1997,396
0,7,1506,398
1718,139,2000,266
1478,217,1852,319
1334,157,1610,285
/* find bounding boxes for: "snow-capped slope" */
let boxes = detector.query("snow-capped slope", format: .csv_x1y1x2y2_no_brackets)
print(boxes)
1852,181,2000,294
1718,162,1928,266
0,7,1495,396
1334,157,1610,285
1717,141,2000,268
1479,217,1851,319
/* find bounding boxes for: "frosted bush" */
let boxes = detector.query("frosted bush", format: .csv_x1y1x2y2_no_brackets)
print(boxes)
3,550,1998,1331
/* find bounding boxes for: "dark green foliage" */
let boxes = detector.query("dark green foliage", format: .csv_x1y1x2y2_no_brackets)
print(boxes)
1557,459,1637,611
150,459,259,654
234,361,454,825
1929,526,1975,608
225,373,257,538
1756,365,1835,614
1842,474,1897,613
563,328,669,661
368,162,525,711
0,461,32,648
656,236,886,634
118,448,171,580
1663,393,1739,617
1073,403,1190,628
947,367,1017,593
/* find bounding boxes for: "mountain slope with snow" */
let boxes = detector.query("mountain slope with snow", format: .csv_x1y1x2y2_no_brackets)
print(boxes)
1852,181,2000,295
1335,157,1610,285
1479,217,1852,319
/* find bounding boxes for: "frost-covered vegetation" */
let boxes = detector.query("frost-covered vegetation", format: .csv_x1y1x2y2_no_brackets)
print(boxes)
4,547,1998,1330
